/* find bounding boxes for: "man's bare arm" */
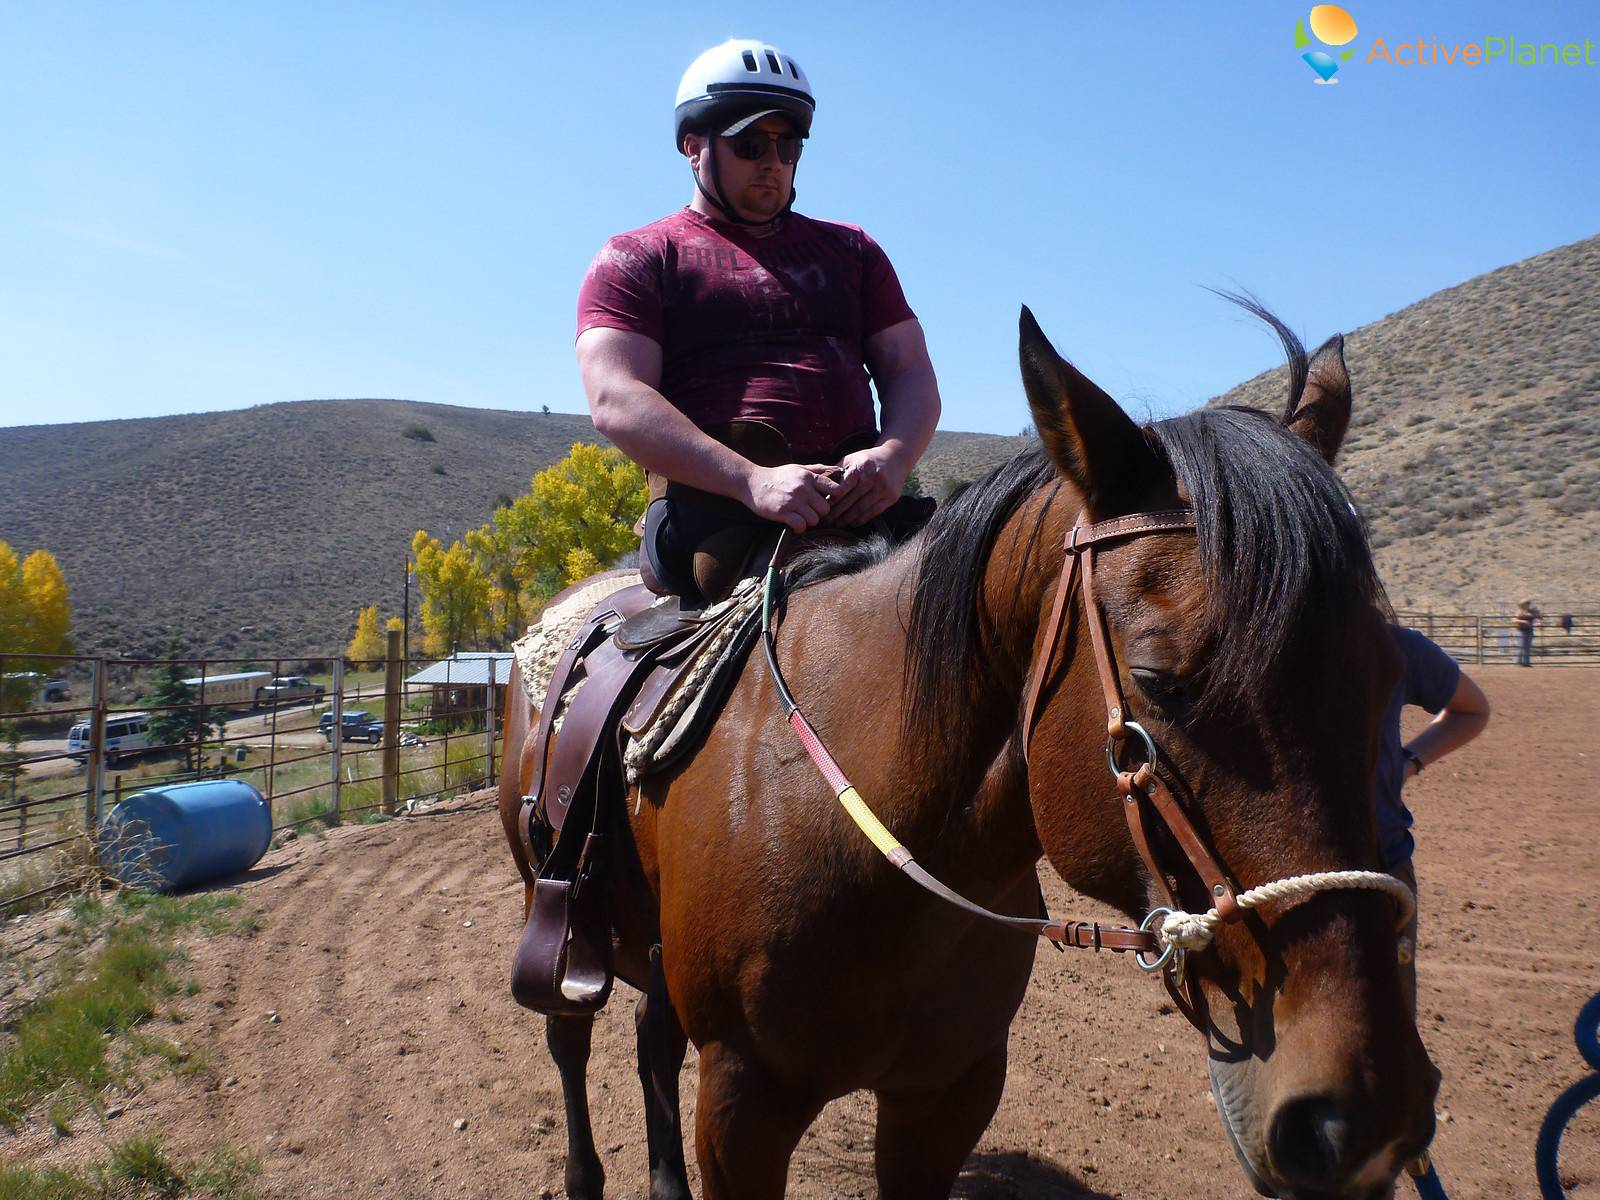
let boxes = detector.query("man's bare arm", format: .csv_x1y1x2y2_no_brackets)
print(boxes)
829,319,942,527
577,326,838,532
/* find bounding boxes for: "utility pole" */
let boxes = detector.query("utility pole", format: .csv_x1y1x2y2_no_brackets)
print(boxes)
402,554,411,668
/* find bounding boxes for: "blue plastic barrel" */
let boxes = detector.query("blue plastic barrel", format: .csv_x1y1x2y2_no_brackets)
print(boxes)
98,779,272,891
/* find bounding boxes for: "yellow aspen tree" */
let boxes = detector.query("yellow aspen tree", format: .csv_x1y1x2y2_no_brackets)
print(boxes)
347,605,385,666
564,546,604,583
501,443,647,596
411,530,491,657
0,544,72,657
20,551,72,656
465,518,526,644
0,542,23,654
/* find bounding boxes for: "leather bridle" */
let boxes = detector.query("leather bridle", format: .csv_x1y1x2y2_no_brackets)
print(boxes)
766,504,1415,1001
1020,508,1239,972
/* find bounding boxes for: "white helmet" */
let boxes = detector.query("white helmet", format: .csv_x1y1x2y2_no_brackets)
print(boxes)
674,39,815,154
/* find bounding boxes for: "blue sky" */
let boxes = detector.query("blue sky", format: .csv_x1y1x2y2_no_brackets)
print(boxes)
1,1,1594,435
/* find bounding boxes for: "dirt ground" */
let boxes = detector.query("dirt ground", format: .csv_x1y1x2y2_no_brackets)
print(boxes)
4,666,1597,1199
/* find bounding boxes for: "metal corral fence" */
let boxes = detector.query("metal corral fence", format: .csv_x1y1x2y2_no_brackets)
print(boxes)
0,632,505,912
1393,611,1600,666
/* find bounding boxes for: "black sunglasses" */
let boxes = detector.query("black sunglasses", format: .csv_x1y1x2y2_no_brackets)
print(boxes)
726,130,804,165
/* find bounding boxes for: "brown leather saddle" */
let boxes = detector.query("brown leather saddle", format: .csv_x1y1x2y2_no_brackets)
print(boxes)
510,422,937,1016
509,579,765,1015
637,421,879,603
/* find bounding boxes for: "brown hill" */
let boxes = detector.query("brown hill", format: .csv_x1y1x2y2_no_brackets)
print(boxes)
4,233,1594,661
0,400,1022,659
1213,233,1600,615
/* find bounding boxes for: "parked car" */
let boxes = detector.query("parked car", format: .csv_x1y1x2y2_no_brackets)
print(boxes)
67,712,153,765
255,675,326,707
318,709,384,744
1,671,66,707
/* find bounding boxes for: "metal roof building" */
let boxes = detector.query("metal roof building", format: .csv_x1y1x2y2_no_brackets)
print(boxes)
403,653,515,727
403,653,515,687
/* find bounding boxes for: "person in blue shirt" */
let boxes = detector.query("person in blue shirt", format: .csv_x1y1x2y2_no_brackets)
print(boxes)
1379,626,1491,1017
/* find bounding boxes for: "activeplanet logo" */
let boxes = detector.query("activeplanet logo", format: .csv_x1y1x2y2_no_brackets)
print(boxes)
1295,4,1358,84
1296,4,1597,84
1366,35,1597,67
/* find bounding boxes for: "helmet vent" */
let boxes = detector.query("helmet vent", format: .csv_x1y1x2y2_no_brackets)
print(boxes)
765,51,781,74
785,58,798,78
742,50,758,71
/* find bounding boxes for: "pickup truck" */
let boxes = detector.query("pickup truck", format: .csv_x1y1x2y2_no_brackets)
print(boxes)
255,675,326,707
318,709,384,744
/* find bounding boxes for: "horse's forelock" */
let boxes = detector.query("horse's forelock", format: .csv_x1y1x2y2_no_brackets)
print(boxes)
1147,406,1387,713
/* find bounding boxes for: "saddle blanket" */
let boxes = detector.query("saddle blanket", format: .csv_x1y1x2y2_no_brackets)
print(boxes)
511,573,762,783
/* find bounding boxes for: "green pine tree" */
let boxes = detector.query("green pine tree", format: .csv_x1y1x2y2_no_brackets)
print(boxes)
145,637,223,771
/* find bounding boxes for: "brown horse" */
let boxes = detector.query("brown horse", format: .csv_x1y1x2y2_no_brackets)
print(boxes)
499,303,1439,1200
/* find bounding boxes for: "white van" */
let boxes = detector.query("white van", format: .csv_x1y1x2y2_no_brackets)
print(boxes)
67,712,154,766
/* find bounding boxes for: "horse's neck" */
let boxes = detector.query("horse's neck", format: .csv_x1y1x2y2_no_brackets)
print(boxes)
980,485,1077,678
760,548,1023,882
789,498,1078,880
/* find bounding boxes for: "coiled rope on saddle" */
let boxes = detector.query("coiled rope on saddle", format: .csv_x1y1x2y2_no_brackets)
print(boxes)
622,580,762,783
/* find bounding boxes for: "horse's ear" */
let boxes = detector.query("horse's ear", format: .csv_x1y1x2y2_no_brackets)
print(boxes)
1019,305,1163,513
1284,334,1351,464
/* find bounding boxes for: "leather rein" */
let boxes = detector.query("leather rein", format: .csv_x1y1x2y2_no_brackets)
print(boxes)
764,505,1414,987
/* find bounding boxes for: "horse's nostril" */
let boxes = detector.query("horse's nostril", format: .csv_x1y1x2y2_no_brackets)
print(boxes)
1269,1095,1355,1187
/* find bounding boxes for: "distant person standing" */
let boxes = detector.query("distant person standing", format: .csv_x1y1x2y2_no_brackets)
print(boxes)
1513,598,1542,666
1377,626,1491,1017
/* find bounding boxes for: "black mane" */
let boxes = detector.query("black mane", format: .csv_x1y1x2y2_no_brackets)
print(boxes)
784,533,895,589
901,446,1058,752
1146,407,1384,710
902,310,1386,756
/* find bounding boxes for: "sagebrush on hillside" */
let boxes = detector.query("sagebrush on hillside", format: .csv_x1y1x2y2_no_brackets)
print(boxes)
2,236,1596,657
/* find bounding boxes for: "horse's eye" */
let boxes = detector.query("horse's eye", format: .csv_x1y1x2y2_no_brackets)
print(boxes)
1130,668,1188,711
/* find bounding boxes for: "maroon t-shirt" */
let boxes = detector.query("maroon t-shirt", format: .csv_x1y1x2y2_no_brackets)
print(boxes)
576,208,916,459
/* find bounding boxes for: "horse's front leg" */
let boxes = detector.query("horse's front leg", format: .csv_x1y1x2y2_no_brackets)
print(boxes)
547,1012,605,1200
873,1038,1009,1199
635,946,691,1200
695,1042,820,1200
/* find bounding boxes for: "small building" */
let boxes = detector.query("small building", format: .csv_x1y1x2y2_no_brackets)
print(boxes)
403,653,515,729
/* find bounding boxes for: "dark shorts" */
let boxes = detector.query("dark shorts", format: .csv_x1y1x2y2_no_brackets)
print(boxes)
641,495,773,603
642,492,938,607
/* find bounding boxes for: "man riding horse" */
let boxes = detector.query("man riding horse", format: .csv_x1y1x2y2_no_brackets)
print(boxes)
576,38,941,604
504,37,1440,1200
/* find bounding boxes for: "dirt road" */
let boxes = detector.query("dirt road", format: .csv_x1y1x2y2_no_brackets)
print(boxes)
5,666,1598,1198
17,706,327,779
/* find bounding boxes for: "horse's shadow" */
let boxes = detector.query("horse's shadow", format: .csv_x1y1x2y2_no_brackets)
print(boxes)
796,1123,1116,1199
954,1150,1118,1200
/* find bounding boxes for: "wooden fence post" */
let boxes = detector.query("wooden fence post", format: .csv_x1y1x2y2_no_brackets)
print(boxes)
383,631,401,815
1475,616,1484,665
330,657,343,821
86,659,107,833
486,679,497,790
